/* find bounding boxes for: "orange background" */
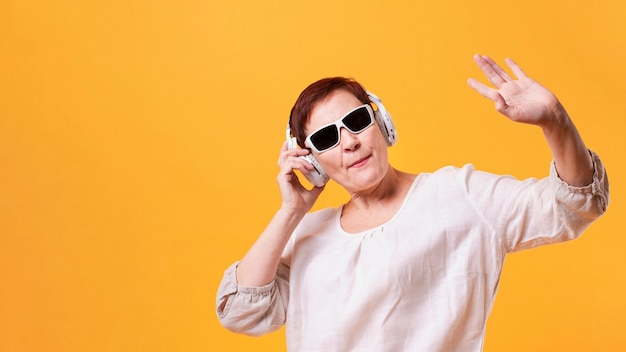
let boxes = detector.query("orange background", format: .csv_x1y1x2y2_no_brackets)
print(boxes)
1,1,624,351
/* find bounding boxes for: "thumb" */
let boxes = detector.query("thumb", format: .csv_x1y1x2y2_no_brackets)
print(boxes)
493,92,510,114
309,184,325,199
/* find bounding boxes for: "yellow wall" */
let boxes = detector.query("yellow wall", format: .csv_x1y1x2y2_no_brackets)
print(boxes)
1,1,624,351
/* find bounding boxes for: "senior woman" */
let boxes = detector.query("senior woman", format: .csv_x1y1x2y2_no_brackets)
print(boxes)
216,55,609,351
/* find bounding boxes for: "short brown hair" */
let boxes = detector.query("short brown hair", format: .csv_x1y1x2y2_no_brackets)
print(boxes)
289,77,370,147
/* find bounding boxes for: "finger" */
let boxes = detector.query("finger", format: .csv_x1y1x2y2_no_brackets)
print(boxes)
279,154,307,171
482,55,514,82
280,155,315,175
467,77,499,102
278,145,311,165
309,183,325,196
279,141,310,156
505,58,527,79
473,54,506,88
468,78,512,115
493,92,509,113
278,141,289,165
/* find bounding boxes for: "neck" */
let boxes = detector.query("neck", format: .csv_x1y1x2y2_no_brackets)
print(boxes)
346,167,413,211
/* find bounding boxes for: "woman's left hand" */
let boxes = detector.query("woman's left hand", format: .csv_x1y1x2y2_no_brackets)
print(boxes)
467,54,564,128
467,54,594,187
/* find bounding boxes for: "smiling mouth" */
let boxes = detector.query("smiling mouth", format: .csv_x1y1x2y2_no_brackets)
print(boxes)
349,155,371,168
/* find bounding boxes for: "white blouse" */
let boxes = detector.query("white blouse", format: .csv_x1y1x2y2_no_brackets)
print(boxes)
217,152,609,352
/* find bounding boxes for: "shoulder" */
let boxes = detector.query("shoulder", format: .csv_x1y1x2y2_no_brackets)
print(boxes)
408,163,511,202
420,163,479,177
298,207,340,230
416,163,484,185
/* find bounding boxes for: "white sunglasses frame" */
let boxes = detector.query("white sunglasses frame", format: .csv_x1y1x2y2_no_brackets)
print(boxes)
304,104,375,153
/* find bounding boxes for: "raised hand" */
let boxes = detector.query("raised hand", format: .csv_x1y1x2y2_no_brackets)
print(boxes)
467,54,594,186
467,54,563,128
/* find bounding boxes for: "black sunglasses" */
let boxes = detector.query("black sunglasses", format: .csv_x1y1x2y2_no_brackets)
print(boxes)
304,104,375,153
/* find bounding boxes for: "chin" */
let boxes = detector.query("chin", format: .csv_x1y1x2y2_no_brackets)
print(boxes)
343,173,385,192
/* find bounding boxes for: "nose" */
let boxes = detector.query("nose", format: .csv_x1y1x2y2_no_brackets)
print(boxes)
340,127,360,151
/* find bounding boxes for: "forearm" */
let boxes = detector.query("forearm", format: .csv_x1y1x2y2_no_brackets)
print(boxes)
236,207,305,287
541,104,594,187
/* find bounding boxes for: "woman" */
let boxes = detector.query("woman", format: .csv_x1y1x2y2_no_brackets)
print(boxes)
216,55,609,351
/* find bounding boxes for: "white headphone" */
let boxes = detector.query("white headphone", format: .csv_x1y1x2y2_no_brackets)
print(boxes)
286,91,397,187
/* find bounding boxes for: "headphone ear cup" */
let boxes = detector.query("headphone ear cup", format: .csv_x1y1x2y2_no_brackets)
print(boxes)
367,91,398,146
373,110,394,146
300,154,329,187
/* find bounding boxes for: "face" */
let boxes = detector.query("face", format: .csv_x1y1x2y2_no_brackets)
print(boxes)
305,89,390,193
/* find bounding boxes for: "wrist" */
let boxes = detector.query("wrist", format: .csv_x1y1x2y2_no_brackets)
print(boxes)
540,102,570,136
276,206,308,223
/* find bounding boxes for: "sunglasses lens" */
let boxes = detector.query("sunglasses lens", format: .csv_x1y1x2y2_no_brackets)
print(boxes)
310,124,339,151
306,105,374,152
343,106,373,133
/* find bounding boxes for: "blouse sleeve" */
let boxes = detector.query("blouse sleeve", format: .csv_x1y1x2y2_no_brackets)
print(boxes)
215,261,290,336
461,150,609,253
507,150,609,252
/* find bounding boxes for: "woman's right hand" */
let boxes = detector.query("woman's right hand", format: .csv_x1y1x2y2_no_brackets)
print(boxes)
276,141,325,214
